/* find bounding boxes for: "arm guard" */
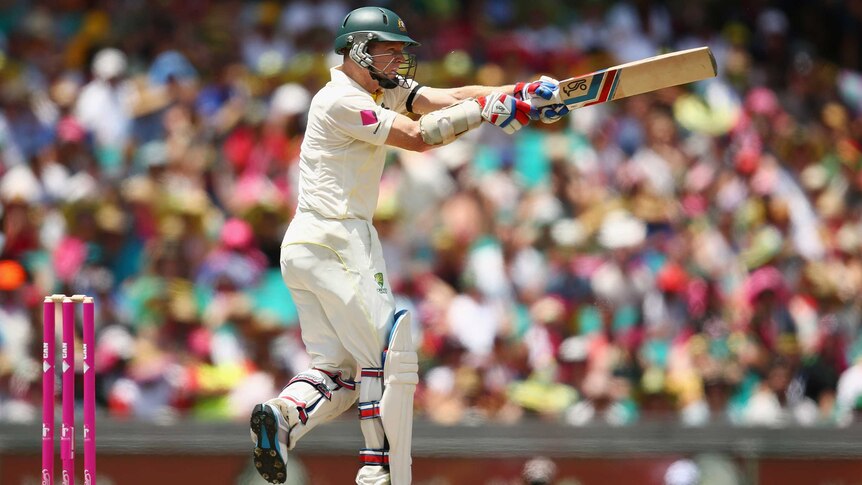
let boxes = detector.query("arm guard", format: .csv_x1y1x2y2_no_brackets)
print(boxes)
418,99,482,145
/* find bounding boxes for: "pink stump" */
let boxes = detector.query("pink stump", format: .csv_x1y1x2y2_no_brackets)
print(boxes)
61,299,75,485
42,298,55,485
83,298,96,485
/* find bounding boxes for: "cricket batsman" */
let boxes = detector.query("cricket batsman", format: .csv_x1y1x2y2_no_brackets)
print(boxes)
249,6,569,484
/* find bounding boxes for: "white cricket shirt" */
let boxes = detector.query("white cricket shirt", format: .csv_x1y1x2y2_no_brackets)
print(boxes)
296,66,419,220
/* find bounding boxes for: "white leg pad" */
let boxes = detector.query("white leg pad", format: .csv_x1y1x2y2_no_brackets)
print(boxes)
268,368,358,449
380,310,419,485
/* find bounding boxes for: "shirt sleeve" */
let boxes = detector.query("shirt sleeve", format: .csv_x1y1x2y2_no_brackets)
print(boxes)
384,78,424,115
326,93,398,146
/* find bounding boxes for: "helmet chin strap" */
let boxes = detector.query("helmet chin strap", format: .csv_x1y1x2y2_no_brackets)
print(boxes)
349,39,400,90
370,71,399,90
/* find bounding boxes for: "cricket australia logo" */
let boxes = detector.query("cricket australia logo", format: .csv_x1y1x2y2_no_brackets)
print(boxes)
397,18,406,32
374,272,388,294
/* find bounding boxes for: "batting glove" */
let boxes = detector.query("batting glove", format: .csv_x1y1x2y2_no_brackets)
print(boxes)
514,77,558,102
532,103,570,124
515,76,569,124
476,93,532,134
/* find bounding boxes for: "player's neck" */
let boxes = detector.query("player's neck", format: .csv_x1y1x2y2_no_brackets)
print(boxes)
342,61,380,94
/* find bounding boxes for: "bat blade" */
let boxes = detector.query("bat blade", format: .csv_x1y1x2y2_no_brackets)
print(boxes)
554,47,717,109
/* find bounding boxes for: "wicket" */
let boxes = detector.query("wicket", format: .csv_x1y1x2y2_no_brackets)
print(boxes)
42,294,96,485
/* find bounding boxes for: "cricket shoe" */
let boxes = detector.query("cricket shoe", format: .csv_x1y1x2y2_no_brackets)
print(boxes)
250,403,289,484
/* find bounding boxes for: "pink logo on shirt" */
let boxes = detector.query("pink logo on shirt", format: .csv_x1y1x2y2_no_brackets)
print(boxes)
360,110,378,126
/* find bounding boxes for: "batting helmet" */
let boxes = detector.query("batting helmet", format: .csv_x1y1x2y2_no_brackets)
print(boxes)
333,7,419,54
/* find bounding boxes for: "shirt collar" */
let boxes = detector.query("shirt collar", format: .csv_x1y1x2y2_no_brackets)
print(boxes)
331,66,382,101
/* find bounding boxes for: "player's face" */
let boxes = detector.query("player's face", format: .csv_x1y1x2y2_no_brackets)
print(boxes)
367,41,409,77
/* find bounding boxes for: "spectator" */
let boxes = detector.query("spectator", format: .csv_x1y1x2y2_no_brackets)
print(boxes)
74,48,133,177
521,456,558,485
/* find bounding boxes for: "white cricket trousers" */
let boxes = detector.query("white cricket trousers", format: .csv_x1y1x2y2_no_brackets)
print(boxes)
280,209,396,377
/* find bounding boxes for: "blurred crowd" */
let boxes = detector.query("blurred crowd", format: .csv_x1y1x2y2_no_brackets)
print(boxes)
1,0,862,430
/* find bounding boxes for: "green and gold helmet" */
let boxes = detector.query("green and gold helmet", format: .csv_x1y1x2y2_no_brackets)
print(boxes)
333,7,419,54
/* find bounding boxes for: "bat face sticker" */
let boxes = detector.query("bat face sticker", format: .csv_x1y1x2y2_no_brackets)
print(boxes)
562,79,588,97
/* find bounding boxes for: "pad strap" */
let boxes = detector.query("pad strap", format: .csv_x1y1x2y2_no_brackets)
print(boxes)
317,368,357,391
360,448,389,466
287,373,332,400
361,368,384,378
358,401,382,420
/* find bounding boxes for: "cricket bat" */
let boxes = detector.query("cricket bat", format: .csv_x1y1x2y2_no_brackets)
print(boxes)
546,47,717,110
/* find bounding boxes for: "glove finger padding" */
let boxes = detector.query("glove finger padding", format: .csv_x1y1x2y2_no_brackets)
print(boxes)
530,103,570,124
477,93,532,134
514,78,557,101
